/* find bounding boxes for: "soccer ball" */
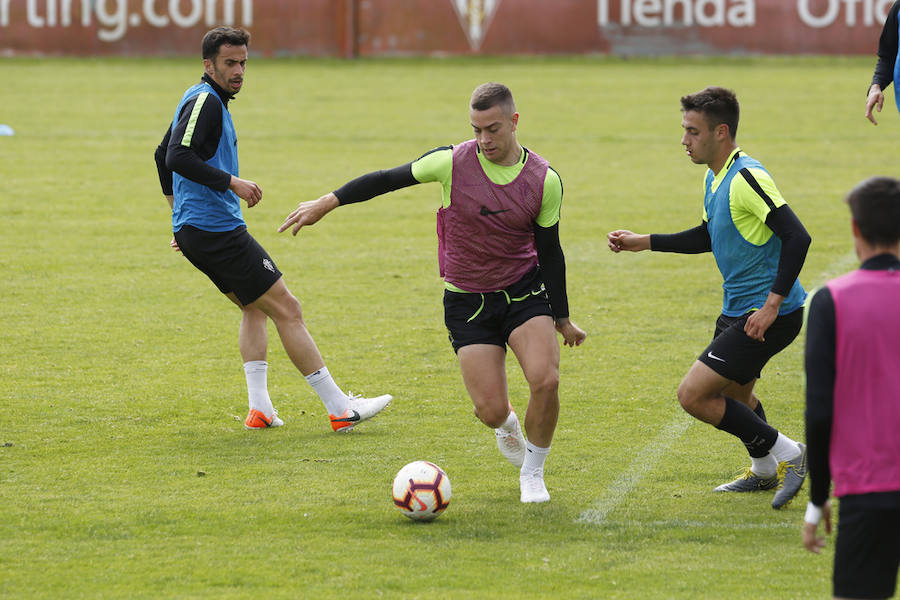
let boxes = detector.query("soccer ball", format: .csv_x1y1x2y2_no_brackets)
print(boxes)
392,461,452,521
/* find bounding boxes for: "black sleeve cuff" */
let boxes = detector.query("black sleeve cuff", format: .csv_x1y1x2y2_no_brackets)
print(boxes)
334,163,418,205
872,4,900,90
534,223,569,319
650,222,711,253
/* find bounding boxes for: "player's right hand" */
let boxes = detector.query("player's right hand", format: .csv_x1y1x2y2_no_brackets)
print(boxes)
802,500,832,554
278,193,340,235
607,230,649,253
170,237,181,253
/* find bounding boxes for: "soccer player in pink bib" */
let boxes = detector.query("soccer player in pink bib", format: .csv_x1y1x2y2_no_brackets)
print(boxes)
280,83,586,503
803,176,900,600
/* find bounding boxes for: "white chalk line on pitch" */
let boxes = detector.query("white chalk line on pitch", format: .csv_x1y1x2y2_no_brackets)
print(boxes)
592,519,797,531
809,252,859,287
576,414,693,525
576,251,858,526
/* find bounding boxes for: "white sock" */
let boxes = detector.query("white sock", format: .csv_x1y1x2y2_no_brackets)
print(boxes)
499,410,519,433
244,361,274,415
751,453,778,478
521,440,550,475
769,433,802,463
305,366,349,415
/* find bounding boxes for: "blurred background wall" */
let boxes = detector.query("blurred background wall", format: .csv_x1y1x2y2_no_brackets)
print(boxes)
0,0,890,56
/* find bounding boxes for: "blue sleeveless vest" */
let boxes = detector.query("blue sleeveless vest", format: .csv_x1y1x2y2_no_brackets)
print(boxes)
704,154,806,317
894,17,900,113
171,82,244,232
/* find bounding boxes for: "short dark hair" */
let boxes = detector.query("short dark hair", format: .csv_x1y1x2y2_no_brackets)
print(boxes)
202,27,250,60
845,176,900,246
680,86,739,139
470,82,515,114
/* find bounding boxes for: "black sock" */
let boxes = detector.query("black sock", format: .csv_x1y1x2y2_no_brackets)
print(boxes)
715,396,778,458
753,399,767,423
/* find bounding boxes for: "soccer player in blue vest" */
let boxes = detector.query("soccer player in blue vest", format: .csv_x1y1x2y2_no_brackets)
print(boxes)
154,27,390,432
803,176,900,600
865,0,900,125
607,87,811,509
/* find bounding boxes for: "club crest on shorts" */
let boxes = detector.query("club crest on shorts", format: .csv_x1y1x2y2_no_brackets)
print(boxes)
450,0,501,51
262,258,275,273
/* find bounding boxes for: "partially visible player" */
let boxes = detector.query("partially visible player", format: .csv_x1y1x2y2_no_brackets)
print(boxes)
865,0,900,125
607,87,811,509
803,176,900,600
153,26,390,432
279,82,586,503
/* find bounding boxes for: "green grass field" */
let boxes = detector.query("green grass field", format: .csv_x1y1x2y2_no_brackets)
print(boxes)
1,55,896,599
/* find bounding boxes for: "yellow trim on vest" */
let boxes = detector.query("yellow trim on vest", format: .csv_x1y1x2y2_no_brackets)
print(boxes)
181,92,209,148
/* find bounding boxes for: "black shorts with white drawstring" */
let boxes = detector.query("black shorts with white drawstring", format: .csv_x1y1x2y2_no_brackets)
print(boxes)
443,266,553,353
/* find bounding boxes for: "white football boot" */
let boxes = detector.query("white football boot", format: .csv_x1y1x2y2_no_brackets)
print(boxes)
495,411,527,467
520,470,551,503
330,393,392,433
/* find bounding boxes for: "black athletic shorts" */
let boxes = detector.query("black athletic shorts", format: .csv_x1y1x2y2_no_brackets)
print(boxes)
696,307,803,385
174,225,282,306
443,266,553,353
833,499,900,599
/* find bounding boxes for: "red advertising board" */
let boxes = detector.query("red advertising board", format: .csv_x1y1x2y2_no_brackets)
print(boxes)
0,0,891,56
0,0,346,56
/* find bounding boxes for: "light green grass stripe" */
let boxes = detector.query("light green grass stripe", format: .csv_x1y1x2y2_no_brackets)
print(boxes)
577,413,693,524
180,91,209,147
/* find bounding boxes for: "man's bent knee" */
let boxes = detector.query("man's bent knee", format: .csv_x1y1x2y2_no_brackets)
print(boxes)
678,360,730,416
256,286,304,323
529,371,560,397
474,403,509,429
677,379,703,416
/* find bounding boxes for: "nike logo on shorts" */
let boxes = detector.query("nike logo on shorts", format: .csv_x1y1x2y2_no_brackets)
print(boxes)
707,352,726,363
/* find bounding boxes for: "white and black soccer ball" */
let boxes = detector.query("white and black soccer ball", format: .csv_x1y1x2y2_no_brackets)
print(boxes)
392,461,452,521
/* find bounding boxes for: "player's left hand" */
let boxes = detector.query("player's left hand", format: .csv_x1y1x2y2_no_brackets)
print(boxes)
229,176,262,207
556,318,586,347
744,304,777,341
866,84,884,125
802,501,832,554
